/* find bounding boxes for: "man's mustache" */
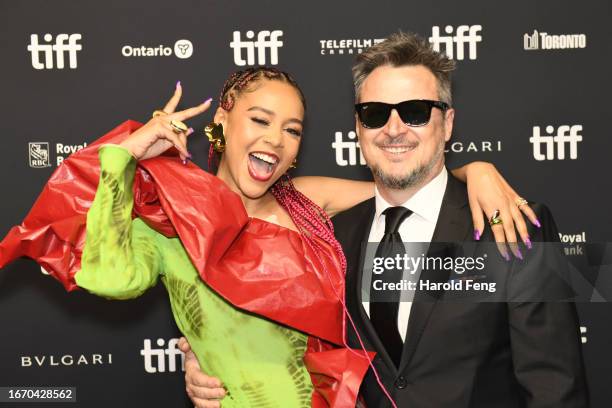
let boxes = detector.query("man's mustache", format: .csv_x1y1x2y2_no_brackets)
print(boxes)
376,138,419,149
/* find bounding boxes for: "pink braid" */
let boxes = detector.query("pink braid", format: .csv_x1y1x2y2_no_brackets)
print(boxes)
271,176,398,408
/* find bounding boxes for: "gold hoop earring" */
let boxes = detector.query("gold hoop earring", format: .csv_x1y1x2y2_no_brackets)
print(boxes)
204,123,226,153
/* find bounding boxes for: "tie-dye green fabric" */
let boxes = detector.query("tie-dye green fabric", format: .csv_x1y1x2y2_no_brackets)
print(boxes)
76,145,313,407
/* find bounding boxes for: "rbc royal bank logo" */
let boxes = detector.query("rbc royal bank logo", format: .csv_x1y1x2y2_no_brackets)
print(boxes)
28,143,51,168
27,34,82,69
529,125,582,161
230,30,283,66
28,142,88,168
429,25,482,60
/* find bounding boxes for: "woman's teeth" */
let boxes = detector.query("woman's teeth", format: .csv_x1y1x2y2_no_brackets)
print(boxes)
248,152,279,180
251,152,278,165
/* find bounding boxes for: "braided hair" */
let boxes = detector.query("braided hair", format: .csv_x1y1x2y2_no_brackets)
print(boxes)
211,68,345,277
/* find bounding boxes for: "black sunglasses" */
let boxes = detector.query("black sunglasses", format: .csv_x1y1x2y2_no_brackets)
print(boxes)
355,99,450,129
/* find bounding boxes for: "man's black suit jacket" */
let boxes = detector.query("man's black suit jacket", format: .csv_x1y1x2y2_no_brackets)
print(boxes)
332,173,588,407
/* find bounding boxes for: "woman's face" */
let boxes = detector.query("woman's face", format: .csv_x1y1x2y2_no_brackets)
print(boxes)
215,79,304,200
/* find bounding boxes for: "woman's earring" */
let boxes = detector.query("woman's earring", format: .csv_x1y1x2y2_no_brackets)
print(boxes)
289,158,297,169
204,123,226,153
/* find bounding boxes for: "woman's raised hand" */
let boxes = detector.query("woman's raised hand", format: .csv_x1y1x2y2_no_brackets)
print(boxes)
120,82,212,162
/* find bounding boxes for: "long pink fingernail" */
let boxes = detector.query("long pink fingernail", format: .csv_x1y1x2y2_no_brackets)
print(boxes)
204,97,213,104
176,81,181,88
187,127,194,136
535,218,541,228
473,230,481,241
525,237,532,250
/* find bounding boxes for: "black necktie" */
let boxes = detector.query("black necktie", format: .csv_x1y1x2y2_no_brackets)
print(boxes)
370,206,413,367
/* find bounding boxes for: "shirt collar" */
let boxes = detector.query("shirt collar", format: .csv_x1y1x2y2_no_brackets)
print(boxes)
374,166,448,224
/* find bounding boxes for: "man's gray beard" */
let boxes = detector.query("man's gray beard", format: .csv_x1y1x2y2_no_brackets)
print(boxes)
370,141,444,190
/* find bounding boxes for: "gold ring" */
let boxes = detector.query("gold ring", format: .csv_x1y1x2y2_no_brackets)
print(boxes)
170,120,188,134
489,209,503,226
152,110,168,118
516,197,528,207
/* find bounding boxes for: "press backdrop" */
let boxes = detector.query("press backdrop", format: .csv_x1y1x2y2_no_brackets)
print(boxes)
1,0,610,406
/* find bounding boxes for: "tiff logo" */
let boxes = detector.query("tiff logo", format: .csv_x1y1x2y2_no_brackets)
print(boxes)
529,125,582,161
27,34,82,69
230,30,283,66
141,338,185,373
332,131,366,166
429,25,482,60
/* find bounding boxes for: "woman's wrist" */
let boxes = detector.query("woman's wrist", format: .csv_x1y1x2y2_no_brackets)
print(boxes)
465,161,494,180
115,141,139,160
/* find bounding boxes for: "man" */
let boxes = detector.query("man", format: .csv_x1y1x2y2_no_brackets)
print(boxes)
183,32,588,407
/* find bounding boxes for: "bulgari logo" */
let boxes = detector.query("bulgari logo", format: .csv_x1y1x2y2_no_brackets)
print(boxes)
21,353,113,367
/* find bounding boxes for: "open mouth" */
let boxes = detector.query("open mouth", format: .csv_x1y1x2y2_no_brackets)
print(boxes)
247,151,280,182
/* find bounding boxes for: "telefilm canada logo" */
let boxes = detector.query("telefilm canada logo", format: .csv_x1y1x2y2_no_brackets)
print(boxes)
529,125,582,161
319,38,384,55
429,25,482,60
28,142,88,168
141,338,185,373
523,30,587,51
27,33,82,69
122,39,194,59
230,30,283,66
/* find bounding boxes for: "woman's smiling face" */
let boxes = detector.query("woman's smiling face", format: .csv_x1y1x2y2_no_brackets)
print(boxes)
214,79,304,200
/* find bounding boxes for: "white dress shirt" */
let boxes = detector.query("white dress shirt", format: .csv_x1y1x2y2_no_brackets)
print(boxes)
362,167,448,341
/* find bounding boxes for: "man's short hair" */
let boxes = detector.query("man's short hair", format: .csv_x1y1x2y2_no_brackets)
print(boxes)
352,31,456,105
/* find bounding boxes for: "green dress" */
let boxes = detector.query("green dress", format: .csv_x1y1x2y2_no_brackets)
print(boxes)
75,145,314,407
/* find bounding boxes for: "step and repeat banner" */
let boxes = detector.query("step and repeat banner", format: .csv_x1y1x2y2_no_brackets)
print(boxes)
1,0,610,406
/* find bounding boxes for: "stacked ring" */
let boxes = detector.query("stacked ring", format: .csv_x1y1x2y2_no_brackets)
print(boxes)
152,110,168,118
170,120,189,134
489,209,503,226
516,197,528,207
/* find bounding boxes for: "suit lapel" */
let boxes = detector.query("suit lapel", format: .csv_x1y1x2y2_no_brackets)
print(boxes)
399,174,473,372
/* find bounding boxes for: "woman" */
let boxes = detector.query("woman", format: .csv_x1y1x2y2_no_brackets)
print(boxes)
0,67,536,407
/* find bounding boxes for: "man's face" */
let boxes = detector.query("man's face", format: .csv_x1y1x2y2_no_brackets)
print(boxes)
355,65,454,190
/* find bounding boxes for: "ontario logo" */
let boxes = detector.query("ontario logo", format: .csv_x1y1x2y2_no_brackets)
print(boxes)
122,39,194,59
